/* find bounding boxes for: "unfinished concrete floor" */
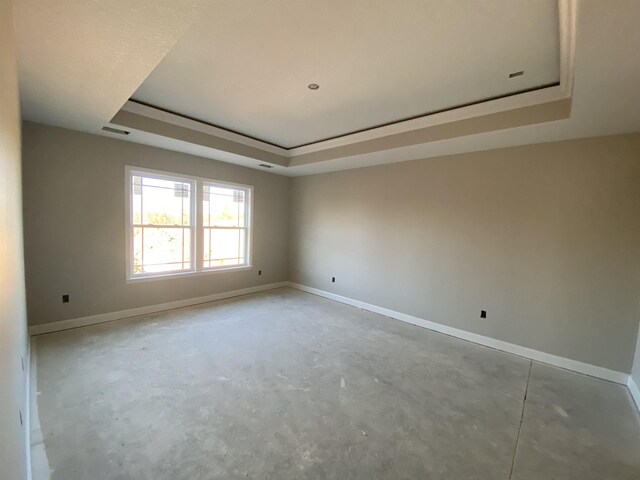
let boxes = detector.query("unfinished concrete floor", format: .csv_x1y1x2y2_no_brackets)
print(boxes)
30,287,640,480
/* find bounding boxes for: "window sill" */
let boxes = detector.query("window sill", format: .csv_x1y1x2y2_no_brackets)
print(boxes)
126,265,253,283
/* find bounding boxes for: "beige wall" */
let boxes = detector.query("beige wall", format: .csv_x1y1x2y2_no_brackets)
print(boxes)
0,0,29,478
19,113,640,377
22,122,291,326
290,134,640,373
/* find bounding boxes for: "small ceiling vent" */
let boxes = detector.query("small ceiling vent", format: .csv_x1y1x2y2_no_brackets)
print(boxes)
508,71,524,78
102,126,130,135
258,164,273,169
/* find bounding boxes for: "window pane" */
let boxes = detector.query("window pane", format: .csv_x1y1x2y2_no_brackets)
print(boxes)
182,228,191,265
204,185,245,227
133,226,191,274
237,192,246,227
239,227,246,260
132,177,142,224
205,257,243,268
133,227,143,274
204,228,246,268
212,228,240,259
202,183,249,270
203,186,211,226
140,180,191,226
219,258,242,266
203,226,210,266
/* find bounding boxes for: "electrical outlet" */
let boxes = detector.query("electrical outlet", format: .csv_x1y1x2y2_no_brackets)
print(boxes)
258,270,262,276
332,277,336,283
62,294,70,303
480,310,487,318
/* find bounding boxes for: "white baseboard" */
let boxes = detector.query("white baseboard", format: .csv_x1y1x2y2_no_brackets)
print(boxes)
628,376,640,412
28,279,633,390
25,338,32,480
287,282,629,385
29,282,288,336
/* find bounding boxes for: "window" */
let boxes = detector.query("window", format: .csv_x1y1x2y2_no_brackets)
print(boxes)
130,172,194,276
203,183,249,269
126,167,252,280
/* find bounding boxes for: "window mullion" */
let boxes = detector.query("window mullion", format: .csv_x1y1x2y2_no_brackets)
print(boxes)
194,179,203,272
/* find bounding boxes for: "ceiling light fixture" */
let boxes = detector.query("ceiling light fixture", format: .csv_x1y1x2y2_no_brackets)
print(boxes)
102,126,130,135
308,83,319,90
508,71,524,78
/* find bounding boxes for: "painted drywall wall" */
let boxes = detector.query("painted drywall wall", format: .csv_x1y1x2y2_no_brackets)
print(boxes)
290,134,640,373
0,0,29,478
22,122,291,326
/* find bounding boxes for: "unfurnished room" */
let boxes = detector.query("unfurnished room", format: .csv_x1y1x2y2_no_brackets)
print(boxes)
1,1,640,479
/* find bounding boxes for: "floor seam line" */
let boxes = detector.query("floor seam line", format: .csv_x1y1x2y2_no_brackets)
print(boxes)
509,360,532,479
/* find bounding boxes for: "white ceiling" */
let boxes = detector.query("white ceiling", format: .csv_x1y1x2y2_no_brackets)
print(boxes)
13,0,207,133
13,1,640,177
132,0,560,149
286,0,640,176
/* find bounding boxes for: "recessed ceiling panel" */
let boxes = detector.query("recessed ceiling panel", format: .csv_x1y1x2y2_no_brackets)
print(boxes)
132,0,560,149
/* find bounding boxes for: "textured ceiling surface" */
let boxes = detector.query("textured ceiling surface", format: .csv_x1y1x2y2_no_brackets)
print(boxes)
133,0,560,148
14,0,206,133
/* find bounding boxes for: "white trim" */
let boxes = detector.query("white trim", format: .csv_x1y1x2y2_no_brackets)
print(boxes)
25,339,32,480
122,100,289,156
29,282,287,336
124,265,253,284
628,376,640,413
288,86,568,156
286,282,629,385
558,0,577,97
125,165,254,281
118,1,577,159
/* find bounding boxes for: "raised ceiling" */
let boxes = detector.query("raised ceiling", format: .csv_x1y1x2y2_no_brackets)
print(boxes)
14,1,640,176
132,0,560,149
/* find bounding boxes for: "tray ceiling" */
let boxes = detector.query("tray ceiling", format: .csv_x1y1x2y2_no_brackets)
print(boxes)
132,0,560,149
17,1,640,176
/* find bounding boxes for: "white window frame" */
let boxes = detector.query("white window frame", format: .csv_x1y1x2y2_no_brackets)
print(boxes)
125,166,253,282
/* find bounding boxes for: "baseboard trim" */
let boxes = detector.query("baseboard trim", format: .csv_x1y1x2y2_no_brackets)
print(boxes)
28,280,632,388
29,282,288,336
287,282,629,385
628,376,640,412
25,338,32,480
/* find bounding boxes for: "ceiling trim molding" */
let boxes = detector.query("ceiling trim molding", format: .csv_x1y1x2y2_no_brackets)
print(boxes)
289,84,568,157
289,97,572,167
109,0,577,171
289,0,577,156
121,100,289,156
110,109,289,167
